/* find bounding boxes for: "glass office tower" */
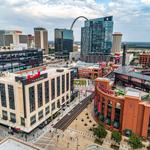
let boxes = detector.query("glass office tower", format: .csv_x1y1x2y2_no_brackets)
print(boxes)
55,29,73,59
81,16,113,63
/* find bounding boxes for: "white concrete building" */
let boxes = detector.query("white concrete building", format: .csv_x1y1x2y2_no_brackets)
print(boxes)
0,67,73,133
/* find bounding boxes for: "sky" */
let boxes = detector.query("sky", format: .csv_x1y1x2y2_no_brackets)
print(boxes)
0,0,150,42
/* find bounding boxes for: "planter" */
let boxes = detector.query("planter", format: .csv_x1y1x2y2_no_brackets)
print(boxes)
110,144,119,150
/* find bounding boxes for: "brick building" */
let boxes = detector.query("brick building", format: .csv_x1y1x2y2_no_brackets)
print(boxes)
94,66,150,138
139,53,150,66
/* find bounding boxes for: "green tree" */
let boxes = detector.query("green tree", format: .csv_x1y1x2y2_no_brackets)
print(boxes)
111,131,122,143
147,144,150,150
128,134,143,149
93,124,107,140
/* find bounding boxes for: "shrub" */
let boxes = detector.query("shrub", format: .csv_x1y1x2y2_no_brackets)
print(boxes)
128,134,143,149
111,131,122,144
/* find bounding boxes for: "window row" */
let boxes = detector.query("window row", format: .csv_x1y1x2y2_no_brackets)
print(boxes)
0,84,15,110
29,75,70,112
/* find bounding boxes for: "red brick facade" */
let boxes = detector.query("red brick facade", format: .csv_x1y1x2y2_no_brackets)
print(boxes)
94,78,150,138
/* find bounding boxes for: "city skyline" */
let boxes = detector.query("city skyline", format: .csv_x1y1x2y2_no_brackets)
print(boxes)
0,0,150,42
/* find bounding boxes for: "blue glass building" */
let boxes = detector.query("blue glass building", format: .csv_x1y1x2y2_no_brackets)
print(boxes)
81,16,113,63
55,29,73,59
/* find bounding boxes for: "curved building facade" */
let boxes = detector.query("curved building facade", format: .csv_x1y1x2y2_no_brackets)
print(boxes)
94,78,150,138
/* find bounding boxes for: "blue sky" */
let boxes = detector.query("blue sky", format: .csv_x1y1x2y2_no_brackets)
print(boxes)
0,0,150,42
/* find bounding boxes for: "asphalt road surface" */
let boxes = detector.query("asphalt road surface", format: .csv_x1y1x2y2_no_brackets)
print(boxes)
54,94,93,131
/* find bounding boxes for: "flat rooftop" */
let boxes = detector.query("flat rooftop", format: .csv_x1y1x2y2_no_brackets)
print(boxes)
0,138,41,150
0,67,70,82
114,66,150,82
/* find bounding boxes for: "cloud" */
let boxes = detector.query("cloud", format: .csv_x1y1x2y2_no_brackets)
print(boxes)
141,0,150,6
0,0,150,41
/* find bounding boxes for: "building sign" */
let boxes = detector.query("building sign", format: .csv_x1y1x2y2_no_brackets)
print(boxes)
99,84,114,95
15,73,48,85
27,71,40,80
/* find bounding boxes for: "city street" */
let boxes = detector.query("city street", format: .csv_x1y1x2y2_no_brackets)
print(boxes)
54,94,93,130
0,83,94,144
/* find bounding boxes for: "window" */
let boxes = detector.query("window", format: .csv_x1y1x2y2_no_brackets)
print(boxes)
37,83,43,108
30,115,36,125
57,77,60,97
51,79,55,100
62,75,65,93
66,73,69,91
38,110,43,120
21,117,25,126
66,94,69,101
45,81,49,104
62,96,65,104
0,83,7,107
2,110,7,120
45,106,50,115
8,85,15,110
57,99,60,108
51,102,55,111
29,86,35,112
10,113,16,123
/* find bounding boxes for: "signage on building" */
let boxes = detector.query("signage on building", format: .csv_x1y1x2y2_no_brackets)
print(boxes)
27,71,40,80
99,84,114,95
15,73,48,85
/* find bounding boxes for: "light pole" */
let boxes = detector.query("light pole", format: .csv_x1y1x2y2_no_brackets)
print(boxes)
76,136,79,150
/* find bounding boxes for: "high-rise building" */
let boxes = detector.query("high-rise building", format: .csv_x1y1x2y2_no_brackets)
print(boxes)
81,16,113,63
27,34,34,48
0,67,73,133
112,32,122,53
55,29,73,59
34,27,48,55
0,30,28,49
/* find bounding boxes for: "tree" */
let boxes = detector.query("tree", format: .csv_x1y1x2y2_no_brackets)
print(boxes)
128,134,143,149
93,124,107,140
147,144,150,150
111,131,122,144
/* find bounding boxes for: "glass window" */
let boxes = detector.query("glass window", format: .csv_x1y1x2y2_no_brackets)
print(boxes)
0,83,7,107
21,117,25,126
62,75,65,93
45,106,50,115
38,110,43,120
51,102,55,111
10,113,16,123
30,115,36,125
8,85,15,110
57,77,60,97
2,110,7,120
45,81,49,104
29,86,35,112
66,73,69,91
57,99,60,108
62,96,65,104
37,83,43,108
51,79,55,100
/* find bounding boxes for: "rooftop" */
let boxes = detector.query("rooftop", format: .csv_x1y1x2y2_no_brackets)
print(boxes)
0,138,41,150
114,66,150,82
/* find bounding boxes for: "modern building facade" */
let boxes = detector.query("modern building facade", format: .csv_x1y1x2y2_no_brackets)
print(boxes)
0,30,28,49
34,27,48,55
0,67,73,133
81,16,113,63
111,32,122,53
55,29,73,59
0,49,43,72
94,66,150,138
